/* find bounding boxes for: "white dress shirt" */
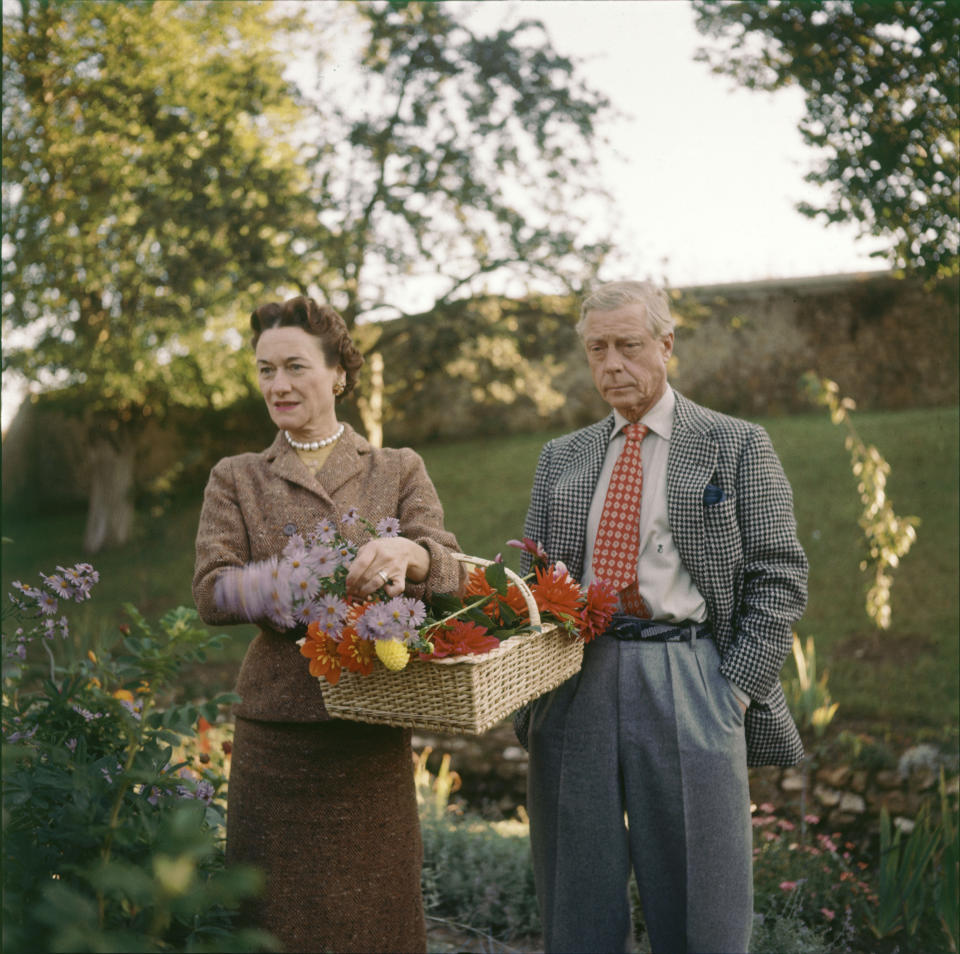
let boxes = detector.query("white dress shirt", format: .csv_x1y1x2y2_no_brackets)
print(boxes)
582,387,708,624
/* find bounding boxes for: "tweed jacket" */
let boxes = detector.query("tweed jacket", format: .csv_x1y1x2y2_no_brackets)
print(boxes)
193,424,463,723
521,390,808,767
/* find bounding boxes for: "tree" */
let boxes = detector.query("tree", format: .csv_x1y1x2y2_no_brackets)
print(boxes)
2,0,312,551
297,1,614,325
692,0,959,283
288,0,616,440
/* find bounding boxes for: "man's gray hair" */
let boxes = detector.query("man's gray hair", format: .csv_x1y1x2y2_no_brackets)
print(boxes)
577,280,675,340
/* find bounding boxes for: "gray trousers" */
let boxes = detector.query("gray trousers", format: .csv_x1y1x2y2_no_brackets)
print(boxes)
527,632,753,954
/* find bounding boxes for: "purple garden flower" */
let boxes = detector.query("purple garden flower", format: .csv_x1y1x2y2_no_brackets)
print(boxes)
356,603,404,642
341,508,359,526
43,573,73,599
36,592,58,616
306,544,340,577
314,519,337,543
375,516,402,538
318,593,349,624
295,600,327,626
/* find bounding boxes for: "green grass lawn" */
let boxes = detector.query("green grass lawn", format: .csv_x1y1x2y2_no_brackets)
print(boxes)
3,405,957,742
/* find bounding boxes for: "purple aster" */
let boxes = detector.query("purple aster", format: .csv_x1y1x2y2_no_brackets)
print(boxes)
316,616,345,641
288,564,315,601
43,573,73,599
58,616,70,639
375,516,401,538
388,596,426,629
66,738,78,752
282,536,309,570
341,508,359,526
314,519,337,543
42,618,57,640
11,643,26,660
318,593,349,624
399,624,420,645
11,581,41,600
37,592,58,616
195,780,216,803
295,600,326,626
356,603,403,641
306,545,339,577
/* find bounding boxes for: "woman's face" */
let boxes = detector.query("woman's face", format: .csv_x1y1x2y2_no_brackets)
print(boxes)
255,326,344,440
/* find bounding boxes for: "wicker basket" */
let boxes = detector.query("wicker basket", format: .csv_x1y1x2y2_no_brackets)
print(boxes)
321,554,584,735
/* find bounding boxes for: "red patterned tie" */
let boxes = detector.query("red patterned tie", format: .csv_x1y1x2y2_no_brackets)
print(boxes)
592,423,651,617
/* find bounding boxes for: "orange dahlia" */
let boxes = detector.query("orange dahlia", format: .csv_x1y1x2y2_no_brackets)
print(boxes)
580,578,619,642
338,630,376,675
531,565,583,630
463,566,529,624
425,620,500,659
300,623,343,685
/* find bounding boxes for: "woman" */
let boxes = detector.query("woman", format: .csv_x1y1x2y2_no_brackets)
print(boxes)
193,295,463,953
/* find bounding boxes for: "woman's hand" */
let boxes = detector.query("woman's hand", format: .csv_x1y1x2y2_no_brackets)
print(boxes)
345,537,430,600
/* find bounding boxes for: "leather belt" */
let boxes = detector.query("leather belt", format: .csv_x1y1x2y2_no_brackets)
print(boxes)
607,615,711,643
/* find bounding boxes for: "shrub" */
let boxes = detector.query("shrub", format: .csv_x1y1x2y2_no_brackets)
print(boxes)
2,563,275,953
415,749,540,942
751,804,870,951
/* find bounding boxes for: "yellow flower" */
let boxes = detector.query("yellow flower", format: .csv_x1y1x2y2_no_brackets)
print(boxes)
375,639,410,671
113,689,135,703
87,650,97,663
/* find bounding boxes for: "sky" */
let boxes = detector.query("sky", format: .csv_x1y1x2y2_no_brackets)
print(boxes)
461,0,890,287
2,0,892,432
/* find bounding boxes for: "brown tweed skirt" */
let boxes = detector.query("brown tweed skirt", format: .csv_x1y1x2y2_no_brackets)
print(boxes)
227,717,426,954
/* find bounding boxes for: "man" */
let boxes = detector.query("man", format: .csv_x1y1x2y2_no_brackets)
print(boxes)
516,280,807,953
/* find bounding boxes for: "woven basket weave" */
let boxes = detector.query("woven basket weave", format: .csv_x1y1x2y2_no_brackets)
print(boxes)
321,554,584,735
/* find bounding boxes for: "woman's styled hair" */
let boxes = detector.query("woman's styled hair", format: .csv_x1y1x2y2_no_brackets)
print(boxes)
577,280,676,340
250,296,364,397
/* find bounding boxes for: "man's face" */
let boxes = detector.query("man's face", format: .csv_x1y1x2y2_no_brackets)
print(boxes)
583,304,673,421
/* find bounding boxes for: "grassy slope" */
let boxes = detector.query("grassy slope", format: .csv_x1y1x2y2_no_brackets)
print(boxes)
3,406,957,737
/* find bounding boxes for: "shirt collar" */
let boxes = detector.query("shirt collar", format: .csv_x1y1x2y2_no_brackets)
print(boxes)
611,386,675,442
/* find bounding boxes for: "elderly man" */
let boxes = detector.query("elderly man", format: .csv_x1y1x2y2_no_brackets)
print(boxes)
516,280,807,953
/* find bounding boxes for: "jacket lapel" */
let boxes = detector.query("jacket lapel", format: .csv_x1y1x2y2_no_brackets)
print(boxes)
667,393,718,584
560,414,615,580
263,424,369,507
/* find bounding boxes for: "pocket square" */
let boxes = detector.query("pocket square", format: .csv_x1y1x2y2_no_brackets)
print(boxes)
703,483,726,505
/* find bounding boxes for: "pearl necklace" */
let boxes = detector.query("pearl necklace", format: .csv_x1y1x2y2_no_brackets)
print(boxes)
283,424,344,451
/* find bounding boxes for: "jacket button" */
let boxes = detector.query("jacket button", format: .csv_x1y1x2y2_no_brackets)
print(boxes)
283,523,297,536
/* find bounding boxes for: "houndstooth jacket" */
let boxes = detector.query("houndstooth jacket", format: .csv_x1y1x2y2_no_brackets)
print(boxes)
520,390,808,767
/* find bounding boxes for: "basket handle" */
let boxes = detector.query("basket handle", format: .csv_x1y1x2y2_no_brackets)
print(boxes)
453,553,541,628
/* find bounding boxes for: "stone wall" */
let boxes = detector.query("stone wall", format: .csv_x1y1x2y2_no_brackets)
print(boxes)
3,270,957,513
669,270,959,417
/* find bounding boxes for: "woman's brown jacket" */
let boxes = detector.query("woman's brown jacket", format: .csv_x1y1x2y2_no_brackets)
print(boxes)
193,425,462,723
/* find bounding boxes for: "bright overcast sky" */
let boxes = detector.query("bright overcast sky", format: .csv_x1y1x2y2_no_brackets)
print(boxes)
462,0,890,287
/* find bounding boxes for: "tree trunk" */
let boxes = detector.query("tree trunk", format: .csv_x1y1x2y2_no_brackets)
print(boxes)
83,431,136,553
357,350,384,449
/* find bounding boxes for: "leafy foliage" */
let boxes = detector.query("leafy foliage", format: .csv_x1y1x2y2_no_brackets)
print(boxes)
693,0,960,282
868,776,958,950
2,564,272,952
784,633,838,741
2,0,311,417
414,749,540,942
802,373,919,630
297,1,615,325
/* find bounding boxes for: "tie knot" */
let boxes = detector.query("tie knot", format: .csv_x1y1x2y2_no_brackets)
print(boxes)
624,423,649,443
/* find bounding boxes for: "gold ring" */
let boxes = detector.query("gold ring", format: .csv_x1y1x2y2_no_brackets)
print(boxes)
378,570,390,584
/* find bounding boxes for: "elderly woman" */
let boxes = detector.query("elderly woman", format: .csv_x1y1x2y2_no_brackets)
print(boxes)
193,295,462,953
